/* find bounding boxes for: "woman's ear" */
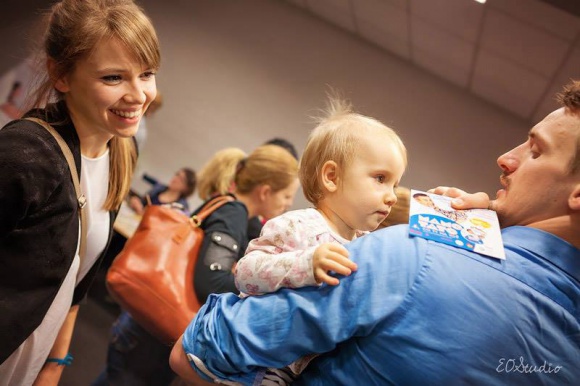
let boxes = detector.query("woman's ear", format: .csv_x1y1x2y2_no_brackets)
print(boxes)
257,184,272,202
48,58,69,93
320,160,339,193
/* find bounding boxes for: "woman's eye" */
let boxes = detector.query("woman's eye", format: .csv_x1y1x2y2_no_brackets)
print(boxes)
375,175,385,183
102,75,122,83
141,71,156,80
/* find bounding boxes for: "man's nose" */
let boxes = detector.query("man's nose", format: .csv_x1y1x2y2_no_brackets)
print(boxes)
497,144,523,174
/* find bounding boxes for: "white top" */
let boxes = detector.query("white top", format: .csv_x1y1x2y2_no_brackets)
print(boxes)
0,149,110,386
78,150,111,281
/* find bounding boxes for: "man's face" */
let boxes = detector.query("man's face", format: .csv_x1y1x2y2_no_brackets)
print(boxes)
493,107,580,227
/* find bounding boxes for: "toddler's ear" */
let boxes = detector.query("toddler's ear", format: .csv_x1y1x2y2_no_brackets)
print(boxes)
321,160,339,193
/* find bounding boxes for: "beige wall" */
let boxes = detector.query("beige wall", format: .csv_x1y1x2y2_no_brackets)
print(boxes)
1,0,532,210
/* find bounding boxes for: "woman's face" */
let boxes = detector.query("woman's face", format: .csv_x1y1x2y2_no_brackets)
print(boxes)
168,170,188,194
259,178,300,220
55,37,157,145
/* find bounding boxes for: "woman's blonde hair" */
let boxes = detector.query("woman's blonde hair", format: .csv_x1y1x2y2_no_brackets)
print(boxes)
30,0,160,210
300,96,407,204
236,145,299,194
197,147,247,200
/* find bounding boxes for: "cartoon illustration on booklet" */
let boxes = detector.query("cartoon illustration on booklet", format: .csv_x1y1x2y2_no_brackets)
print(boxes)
409,189,505,259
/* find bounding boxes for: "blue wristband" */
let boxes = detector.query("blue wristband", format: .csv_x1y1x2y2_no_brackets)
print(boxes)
45,353,73,366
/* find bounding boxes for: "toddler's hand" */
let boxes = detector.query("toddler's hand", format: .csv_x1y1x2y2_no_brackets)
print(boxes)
313,243,357,286
428,186,492,211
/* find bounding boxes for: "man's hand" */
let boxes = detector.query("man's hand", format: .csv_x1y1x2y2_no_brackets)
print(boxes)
313,243,357,286
428,186,493,211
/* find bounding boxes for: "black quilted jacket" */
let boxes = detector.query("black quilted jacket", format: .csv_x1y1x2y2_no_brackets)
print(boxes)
0,102,117,363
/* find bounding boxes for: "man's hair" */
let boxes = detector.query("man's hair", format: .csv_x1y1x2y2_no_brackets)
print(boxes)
299,95,407,205
556,80,580,174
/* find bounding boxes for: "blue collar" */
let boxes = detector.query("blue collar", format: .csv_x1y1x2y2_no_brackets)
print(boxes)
502,226,580,284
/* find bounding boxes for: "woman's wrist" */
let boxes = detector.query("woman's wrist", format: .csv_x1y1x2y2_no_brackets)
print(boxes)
45,352,73,366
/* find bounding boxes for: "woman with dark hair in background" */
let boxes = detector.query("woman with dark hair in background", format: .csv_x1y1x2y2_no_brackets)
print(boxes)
128,167,197,215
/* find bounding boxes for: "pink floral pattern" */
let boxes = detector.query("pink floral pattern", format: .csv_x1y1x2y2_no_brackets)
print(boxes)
235,208,352,295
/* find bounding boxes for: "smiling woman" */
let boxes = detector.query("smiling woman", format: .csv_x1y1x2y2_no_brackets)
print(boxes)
0,1,160,385
57,36,158,157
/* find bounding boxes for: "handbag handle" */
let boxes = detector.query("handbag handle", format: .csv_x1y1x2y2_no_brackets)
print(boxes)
191,195,235,227
25,117,87,262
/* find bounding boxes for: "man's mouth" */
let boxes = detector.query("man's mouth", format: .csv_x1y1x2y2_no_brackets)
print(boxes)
499,174,510,190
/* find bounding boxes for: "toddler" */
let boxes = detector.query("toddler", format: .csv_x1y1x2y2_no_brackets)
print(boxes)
235,95,407,384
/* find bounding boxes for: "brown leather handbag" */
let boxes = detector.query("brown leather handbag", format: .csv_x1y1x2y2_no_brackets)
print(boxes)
106,195,234,344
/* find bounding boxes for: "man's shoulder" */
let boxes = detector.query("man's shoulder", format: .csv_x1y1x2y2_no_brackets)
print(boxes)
347,225,429,272
349,224,482,273
353,224,415,251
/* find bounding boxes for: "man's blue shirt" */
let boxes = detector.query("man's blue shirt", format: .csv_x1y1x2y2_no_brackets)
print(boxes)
182,225,580,385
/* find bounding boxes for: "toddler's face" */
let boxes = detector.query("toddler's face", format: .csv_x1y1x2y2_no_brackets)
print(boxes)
333,134,406,233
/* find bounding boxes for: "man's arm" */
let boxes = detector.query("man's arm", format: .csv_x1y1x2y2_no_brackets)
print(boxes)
170,336,214,386
172,226,425,385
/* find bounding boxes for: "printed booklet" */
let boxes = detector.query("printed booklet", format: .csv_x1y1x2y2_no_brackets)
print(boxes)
408,189,505,259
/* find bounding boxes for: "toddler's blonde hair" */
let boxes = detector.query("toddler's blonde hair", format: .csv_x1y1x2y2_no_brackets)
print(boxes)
299,95,407,204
